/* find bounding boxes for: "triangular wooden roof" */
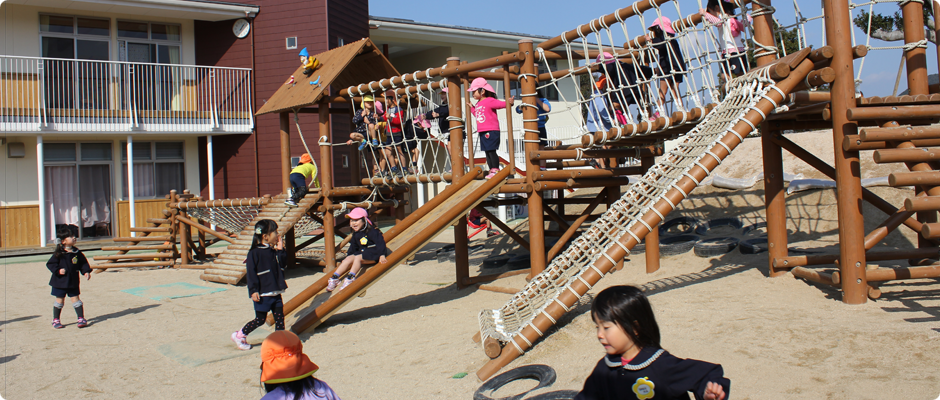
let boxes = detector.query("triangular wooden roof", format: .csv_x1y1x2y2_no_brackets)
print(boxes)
256,38,399,115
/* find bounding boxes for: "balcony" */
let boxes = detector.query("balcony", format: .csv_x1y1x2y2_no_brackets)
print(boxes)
0,55,253,134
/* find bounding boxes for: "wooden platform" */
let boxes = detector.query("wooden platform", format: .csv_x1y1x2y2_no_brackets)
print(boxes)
199,191,321,284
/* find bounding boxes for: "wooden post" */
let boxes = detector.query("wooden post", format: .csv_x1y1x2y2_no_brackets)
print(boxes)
319,101,336,271
519,40,547,278
462,74,476,172
447,57,471,288
281,112,291,192
641,154,659,273
824,0,867,304
503,61,516,172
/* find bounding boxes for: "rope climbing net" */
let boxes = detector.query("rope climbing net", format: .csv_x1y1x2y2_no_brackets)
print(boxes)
478,65,781,348
186,206,263,236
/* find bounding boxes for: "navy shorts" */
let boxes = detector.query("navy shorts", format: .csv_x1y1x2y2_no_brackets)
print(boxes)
253,294,284,312
721,52,749,77
479,130,501,152
51,286,80,298
289,173,307,189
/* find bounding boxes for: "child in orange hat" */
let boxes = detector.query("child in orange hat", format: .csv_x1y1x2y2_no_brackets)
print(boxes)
259,331,341,400
286,153,320,207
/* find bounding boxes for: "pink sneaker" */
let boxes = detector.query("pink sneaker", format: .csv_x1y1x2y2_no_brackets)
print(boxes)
76,317,88,328
231,331,251,350
337,277,355,292
326,277,340,292
485,168,499,179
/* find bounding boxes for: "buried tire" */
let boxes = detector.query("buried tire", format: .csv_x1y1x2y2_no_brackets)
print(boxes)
694,217,744,236
659,216,701,236
474,364,557,400
739,237,769,254
527,390,580,400
693,237,740,257
659,235,700,256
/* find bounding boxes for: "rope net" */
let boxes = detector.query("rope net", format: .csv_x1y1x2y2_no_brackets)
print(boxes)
478,65,781,348
186,206,263,236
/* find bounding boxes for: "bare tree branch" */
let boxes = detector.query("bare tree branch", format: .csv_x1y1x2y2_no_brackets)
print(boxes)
868,28,937,43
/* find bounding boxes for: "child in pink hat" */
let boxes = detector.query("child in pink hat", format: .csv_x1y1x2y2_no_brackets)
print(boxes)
702,0,752,82
648,16,687,112
326,208,387,292
467,77,513,179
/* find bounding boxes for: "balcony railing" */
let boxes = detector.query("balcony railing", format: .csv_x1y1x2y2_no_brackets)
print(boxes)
1,55,253,133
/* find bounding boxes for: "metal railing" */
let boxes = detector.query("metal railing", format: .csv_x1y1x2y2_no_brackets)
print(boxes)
0,55,253,133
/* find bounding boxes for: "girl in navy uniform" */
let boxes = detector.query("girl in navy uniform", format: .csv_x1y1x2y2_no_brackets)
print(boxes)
326,207,386,293
575,285,730,400
46,227,92,329
232,219,287,350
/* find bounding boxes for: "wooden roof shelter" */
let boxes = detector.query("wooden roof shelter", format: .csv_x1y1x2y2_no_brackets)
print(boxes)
256,38,399,115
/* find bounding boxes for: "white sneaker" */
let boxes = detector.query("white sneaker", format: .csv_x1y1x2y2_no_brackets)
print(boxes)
338,277,355,292
231,331,251,350
326,278,340,292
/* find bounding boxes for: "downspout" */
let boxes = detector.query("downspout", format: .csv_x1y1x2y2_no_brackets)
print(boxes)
250,13,260,197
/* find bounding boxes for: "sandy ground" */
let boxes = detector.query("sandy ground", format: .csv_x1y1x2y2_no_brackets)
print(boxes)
2,131,940,399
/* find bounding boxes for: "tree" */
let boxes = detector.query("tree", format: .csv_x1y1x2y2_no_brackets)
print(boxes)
853,2,936,43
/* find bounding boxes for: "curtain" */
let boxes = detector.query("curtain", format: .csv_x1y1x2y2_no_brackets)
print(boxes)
79,164,111,229
133,162,154,197
45,166,79,242
155,162,183,196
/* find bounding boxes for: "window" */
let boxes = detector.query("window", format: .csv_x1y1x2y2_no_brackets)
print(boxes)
337,37,344,47
342,154,349,168
121,141,185,198
286,37,298,50
506,59,559,101
42,142,114,241
117,20,181,64
40,14,111,109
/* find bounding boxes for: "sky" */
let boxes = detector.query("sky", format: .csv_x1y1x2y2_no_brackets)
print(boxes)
371,0,939,97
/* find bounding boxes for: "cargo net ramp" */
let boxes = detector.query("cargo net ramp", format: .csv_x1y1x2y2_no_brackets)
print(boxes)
477,63,796,374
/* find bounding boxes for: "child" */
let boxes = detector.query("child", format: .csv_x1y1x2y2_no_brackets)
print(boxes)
326,208,387,293
612,102,629,126
515,89,552,146
468,77,513,179
232,219,287,351
702,0,751,82
382,90,406,177
469,208,500,238
648,17,688,112
575,286,730,400
259,330,342,400
46,227,92,329
349,95,385,150
425,87,450,136
286,153,319,207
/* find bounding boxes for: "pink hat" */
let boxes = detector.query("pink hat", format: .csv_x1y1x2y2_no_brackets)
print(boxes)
441,87,449,93
345,207,369,221
596,52,615,65
649,16,676,35
467,77,495,93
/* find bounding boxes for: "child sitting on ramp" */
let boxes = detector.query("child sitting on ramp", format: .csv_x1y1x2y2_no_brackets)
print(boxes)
232,220,287,350
326,207,387,293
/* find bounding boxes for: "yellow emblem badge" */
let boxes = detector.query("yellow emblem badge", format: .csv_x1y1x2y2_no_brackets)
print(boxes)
360,237,369,245
72,256,78,265
632,377,655,400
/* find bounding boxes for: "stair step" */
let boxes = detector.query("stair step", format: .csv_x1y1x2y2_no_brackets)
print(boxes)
219,253,247,260
91,260,174,269
214,258,246,266
93,253,173,261
200,273,241,285
146,218,170,225
206,263,246,271
113,235,172,242
203,268,245,277
101,245,174,251
130,226,172,233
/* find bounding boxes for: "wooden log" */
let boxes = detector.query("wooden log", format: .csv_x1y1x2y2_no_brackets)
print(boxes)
773,247,940,268
873,148,940,164
112,235,172,242
92,253,173,261
847,105,940,121
842,136,940,151
101,245,173,251
483,337,502,359
130,226,172,233
865,265,940,281
791,267,837,285
175,214,236,244
890,171,940,187
905,196,940,212
90,261,174,269
477,284,520,295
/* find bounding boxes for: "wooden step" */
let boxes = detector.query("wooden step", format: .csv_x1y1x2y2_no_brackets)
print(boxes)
214,258,246,267
219,253,248,260
91,260,174,269
93,253,173,261
146,218,170,224
205,263,246,272
101,245,173,251
130,226,172,233
200,273,241,285
113,235,172,242
203,268,245,277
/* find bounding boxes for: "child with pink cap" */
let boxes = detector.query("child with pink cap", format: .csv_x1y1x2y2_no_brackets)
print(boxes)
702,0,752,82
467,77,513,179
326,207,387,292
648,16,688,112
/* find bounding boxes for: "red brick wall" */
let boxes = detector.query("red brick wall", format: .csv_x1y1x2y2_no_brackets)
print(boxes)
196,0,374,199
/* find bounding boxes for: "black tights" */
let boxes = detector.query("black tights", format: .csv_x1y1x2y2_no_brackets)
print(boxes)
241,307,285,334
485,151,499,170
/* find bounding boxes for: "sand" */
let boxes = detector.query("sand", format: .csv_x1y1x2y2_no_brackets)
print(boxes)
1,131,939,399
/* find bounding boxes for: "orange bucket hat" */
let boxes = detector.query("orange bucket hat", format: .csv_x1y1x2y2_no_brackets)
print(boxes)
260,331,319,384
299,154,312,164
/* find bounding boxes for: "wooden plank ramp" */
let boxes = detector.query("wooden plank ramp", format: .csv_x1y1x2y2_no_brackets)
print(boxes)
200,191,321,284
282,168,510,334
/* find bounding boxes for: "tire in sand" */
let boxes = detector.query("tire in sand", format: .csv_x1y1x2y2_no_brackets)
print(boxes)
693,237,740,257
739,237,769,254
474,364,557,400
659,235,701,257
694,217,744,236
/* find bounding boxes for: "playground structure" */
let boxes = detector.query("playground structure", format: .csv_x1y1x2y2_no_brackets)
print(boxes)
98,0,940,382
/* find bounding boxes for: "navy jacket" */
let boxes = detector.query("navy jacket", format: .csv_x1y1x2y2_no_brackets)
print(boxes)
603,61,653,105
425,104,449,135
575,347,730,400
347,227,386,261
46,248,91,289
245,245,288,296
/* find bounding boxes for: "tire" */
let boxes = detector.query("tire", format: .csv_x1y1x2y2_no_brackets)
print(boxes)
507,254,531,270
659,235,700,256
693,237,740,257
659,217,701,236
474,364,557,400
739,237,769,254
694,217,744,236
527,390,580,400
483,255,512,269
741,222,767,236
